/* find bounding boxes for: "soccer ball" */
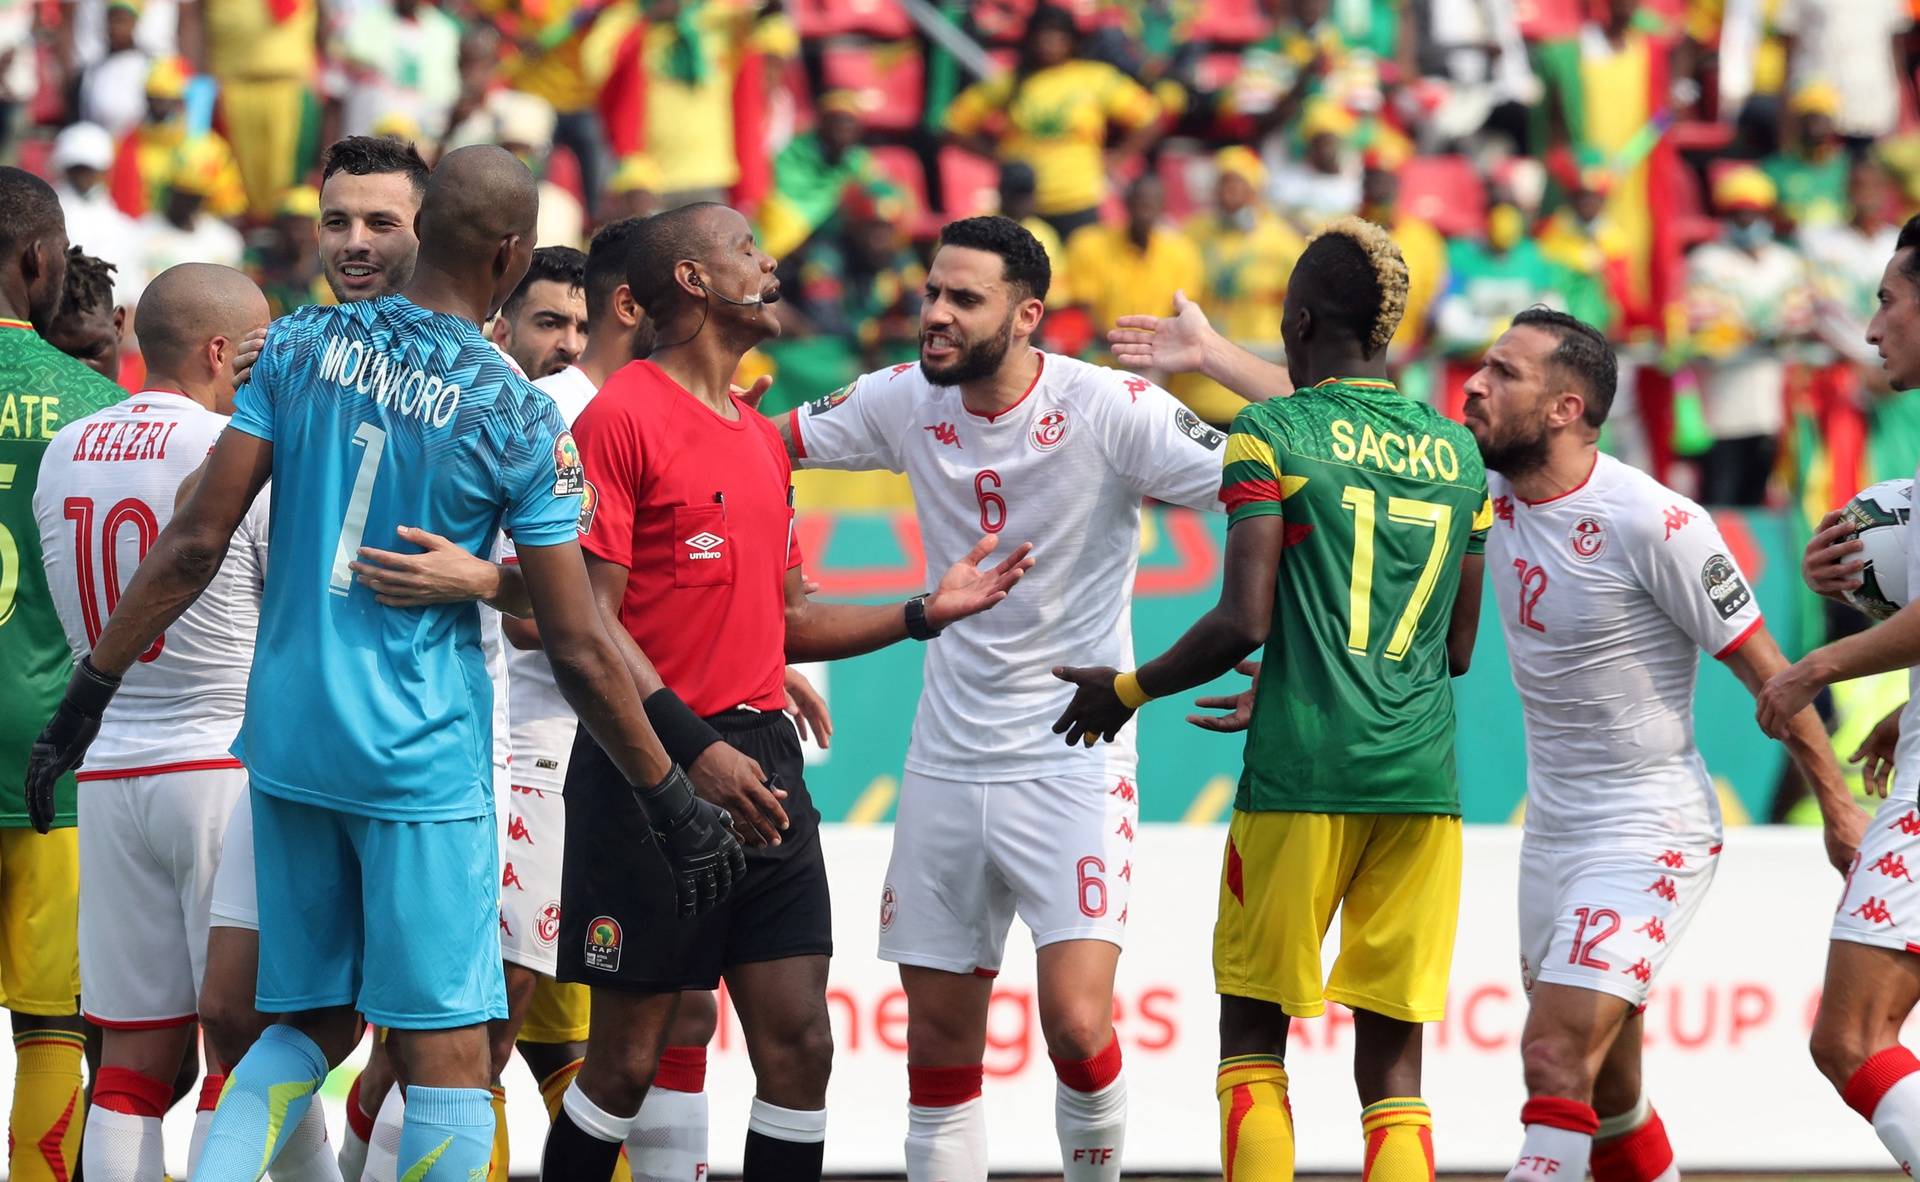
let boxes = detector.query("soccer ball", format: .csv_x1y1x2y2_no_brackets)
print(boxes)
1840,478,1913,621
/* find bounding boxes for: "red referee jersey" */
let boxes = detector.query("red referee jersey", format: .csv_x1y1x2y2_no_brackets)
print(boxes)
571,360,799,717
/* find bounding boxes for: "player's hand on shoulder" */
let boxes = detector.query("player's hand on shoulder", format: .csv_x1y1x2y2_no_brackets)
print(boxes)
1851,703,1905,799
784,666,832,749
926,534,1036,628
1051,664,1132,747
633,764,748,916
1108,290,1213,376
1186,659,1260,734
232,325,269,386
1802,508,1866,601
24,657,122,834
688,741,789,846
350,526,499,607
732,374,775,410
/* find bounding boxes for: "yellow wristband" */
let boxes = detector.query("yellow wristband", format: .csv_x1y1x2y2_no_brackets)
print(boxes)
1114,671,1154,710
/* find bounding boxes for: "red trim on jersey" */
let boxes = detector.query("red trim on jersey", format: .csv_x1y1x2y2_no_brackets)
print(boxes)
83,1011,197,1031
787,408,807,459
964,352,1045,422
1518,453,1600,507
971,966,999,979
0,318,30,331
75,757,244,783
1708,844,1723,856
1712,617,1764,661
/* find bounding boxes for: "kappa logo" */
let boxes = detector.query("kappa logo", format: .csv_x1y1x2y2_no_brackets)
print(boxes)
1032,410,1069,452
1636,918,1667,944
1646,875,1678,902
1110,776,1137,804
879,884,897,932
553,432,585,497
685,531,725,560
1569,515,1605,562
1122,376,1149,403
1699,553,1751,621
925,422,962,449
502,862,524,891
1876,853,1916,882
1656,850,1686,868
1494,495,1515,525
1854,896,1895,925
1892,809,1920,836
1624,958,1653,983
536,901,562,947
1663,505,1693,540
507,816,533,844
584,915,623,971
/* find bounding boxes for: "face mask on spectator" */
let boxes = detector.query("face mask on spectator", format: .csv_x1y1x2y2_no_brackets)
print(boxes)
1726,218,1773,250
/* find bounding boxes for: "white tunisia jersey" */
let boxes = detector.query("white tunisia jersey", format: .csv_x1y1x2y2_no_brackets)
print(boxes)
33,391,269,776
1485,453,1763,846
791,352,1226,780
500,363,600,789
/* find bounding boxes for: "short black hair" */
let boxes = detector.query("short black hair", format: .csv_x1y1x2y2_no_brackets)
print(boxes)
60,246,116,320
936,215,1051,303
1511,305,1617,429
0,167,65,259
1895,214,1920,296
1289,216,1407,358
322,135,430,198
585,218,645,325
625,202,731,318
504,245,586,318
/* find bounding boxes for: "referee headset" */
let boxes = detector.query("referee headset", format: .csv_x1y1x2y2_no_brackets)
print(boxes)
652,262,780,352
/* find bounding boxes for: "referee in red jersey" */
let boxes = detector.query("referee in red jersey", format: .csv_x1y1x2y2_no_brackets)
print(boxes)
540,203,1033,1182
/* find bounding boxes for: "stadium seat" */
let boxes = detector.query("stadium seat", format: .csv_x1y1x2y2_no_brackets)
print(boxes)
869,145,942,238
938,146,1000,219
1186,0,1271,46
1669,120,1734,154
821,43,926,132
791,0,913,39
1157,147,1210,220
546,145,585,208
1672,162,1721,248
1397,154,1484,237
15,137,51,182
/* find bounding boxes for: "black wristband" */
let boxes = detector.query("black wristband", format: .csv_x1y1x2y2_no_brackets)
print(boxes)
905,593,942,641
70,656,122,715
643,688,725,768
633,762,698,830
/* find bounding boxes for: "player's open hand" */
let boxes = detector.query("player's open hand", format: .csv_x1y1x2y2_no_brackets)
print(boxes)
784,666,832,749
1187,660,1261,733
351,526,500,607
1851,703,1904,799
1051,665,1133,746
1108,290,1215,376
1802,509,1865,601
232,325,268,386
1756,658,1827,740
733,375,775,410
689,741,789,846
925,535,1036,628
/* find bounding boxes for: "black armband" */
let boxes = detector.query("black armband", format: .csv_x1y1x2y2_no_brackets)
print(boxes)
643,687,725,768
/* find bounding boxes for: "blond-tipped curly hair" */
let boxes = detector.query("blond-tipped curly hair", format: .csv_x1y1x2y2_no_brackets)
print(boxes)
1299,215,1409,358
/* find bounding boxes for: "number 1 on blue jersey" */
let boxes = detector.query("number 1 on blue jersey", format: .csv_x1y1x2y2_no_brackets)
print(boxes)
329,422,387,595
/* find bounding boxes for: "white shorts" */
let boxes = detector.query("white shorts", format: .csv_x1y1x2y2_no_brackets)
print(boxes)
1518,835,1719,1008
209,787,257,931
499,781,566,975
878,767,1139,974
1833,795,1920,951
79,766,248,1026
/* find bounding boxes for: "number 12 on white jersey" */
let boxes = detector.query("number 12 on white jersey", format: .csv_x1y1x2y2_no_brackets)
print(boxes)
329,422,387,595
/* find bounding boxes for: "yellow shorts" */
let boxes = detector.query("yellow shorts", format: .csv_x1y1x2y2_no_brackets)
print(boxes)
518,975,590,1045
0,828,80,1016
1213,810,1461,1023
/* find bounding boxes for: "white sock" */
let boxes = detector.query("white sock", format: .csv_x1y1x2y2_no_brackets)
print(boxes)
564,1080,639,1142
626,1086,709,1182
337,1125,370,1182
362,1085,407,1182
189,1105,216,1178
82,1107,165,1182
1056,1074,1126,1182
1867,1070,1920,1172
745,1098,826,1142
270,1100,344,1182
904,1098,987,1182
1508,1123,1594,1182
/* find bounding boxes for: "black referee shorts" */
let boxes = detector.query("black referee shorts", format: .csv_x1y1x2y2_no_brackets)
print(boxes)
556,708,832,993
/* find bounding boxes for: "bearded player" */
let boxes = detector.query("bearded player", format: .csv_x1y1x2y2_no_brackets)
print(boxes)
779,215,1227,1181
1759,213,1920,1173
1061,217,1487,1182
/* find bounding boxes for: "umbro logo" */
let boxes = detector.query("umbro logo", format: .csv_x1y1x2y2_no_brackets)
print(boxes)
685,531,725,559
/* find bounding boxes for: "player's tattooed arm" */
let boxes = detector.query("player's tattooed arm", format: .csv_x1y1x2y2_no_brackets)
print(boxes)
1054,514,1283,745
350,526,532,616
1447,553,1485,676
1735,627,1865,872
782,535,1034,662
1107,292,1295,401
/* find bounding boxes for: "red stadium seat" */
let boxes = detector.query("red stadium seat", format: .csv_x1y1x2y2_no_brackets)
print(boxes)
15,137,51,182
821,43,926,133
1397,155,1484,238
938,146,1000,219
1157,147,1210,220
546,145,585,208
1186,0,1271,46
791,0,913,39
870,145,942,238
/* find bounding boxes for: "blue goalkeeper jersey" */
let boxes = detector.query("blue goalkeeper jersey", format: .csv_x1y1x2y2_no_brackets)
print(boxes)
227,295,582,821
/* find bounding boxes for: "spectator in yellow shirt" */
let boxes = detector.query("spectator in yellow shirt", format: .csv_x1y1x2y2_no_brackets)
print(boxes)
945,5,1162,239
1066,174,1203,367
180,0,317,214
1357,146,1446,360
1173,146,1303,423
110,56,246,221
998,161,1069,309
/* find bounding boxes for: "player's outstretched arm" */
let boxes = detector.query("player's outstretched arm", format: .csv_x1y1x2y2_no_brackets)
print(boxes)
1108,291,1295,402
1053,515,1283,745
1447,553,1485,677
1760,596,1920,736
1731,627,1866,872
783,535,1034,663
23,428,274,832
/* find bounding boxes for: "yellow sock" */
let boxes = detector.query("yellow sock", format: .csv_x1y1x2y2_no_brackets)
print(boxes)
1362,1097,1435,1182
10,1029,86,1182
488,1084,511,1182
1218,1054,1293,1182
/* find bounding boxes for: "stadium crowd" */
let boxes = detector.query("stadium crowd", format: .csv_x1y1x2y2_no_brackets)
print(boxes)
3,0,1919,517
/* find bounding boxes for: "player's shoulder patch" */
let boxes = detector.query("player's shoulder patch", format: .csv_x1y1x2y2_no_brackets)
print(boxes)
804,382,858,417
1171,403,1226,451
1699,552,1752,619
552,431,585,496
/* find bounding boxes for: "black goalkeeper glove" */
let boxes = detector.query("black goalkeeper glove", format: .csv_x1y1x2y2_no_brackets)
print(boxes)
634,764,747,917
25,657,122,834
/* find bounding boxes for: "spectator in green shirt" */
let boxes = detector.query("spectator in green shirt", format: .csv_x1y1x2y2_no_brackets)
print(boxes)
758,89,901,259
1763,82,1852,231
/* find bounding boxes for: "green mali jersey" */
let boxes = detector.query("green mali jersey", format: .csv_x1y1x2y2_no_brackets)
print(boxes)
1221,377,1489,815
0,321,125,829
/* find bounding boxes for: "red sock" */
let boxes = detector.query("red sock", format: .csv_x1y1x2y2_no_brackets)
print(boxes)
907,1063,983,1107
1846,1046,1920,1119
95,1066,173,1119
1050,1035,1123,1093
653,1045,708,1093
1521,1096,1599,1133
1592,1109,1674,1182
346,1072,377,1141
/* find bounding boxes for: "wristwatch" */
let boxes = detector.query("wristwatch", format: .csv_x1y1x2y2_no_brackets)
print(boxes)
904,593,942,641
